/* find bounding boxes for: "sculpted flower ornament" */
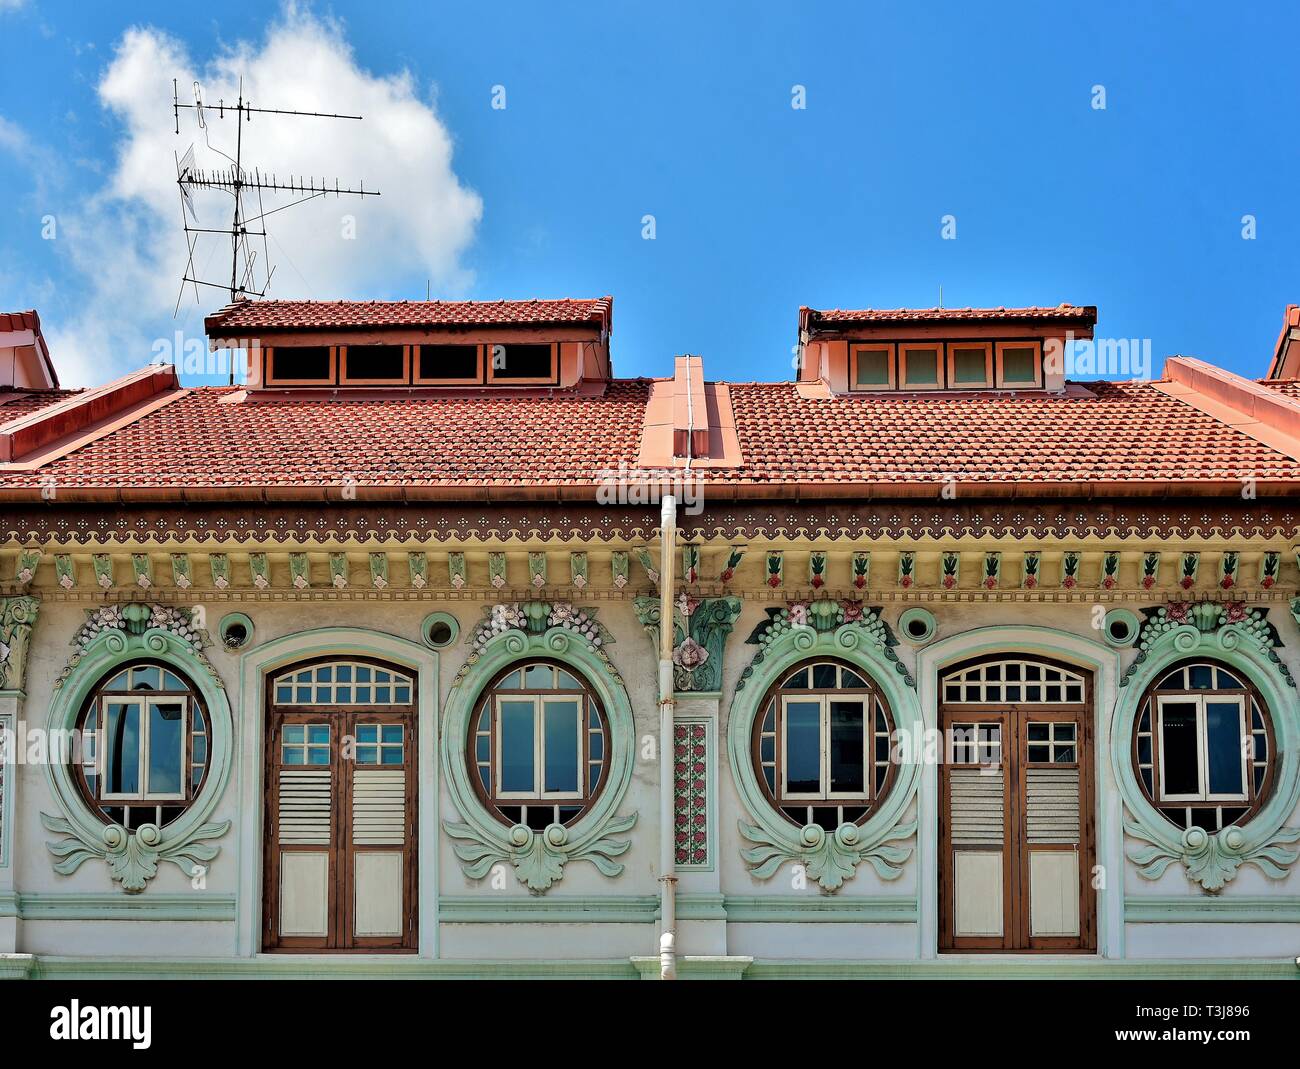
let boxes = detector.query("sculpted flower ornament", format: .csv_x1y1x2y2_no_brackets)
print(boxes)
41,813,231,894
1124,819,1300,894
444,816,637,894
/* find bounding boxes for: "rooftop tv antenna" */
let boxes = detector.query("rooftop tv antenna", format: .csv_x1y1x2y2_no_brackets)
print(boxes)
172,77,381,312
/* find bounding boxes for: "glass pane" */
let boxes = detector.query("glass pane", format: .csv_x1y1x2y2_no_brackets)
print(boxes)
812,664,837,689
556,670,582,690
307,746,330,766
355,666,372,683
105,670,129,689
374,670,391,683
381,746,403,766
1001,346,1036,382
283,748,304,766
315,666,332,682
1206,701,1244,796
500,701,536,793
784,700,822,794
1216,669,1243,689
1054,746,1076,763
1056,723,1076,741
588,732,603,760
283,725,304,743
828,701,865,793
1137,736,1152,763
307,725,329,744
355,688,371,703
1028,723,1050,741
952,347,987,384
104,701,140,795
375,687,391,703
524,664,553,689
476,735,490,762
784,668,809,689
499,671,522,690
903,348,939,385
357,725,378,743
381,725,403,743
543,701,580,793
275,686,292,703
855,348,889,386
356,746,378,764
1028,745,1051,763
840,669,866,689
132,666,161,691
147,702,184,795
1160,702,1200,796
161,670,186,690
336,665,353,682
760,735,775,762
394,687,411,703
192,734,207,764
1188,664,1214,689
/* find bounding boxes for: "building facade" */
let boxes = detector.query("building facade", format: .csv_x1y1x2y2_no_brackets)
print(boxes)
1,297,1298,979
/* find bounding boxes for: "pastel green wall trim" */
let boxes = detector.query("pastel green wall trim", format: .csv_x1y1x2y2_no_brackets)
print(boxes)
741,958,1300,981
21,956,642,981
441,614,637,893
721,895,917,923
728,616,921,892
0,595,39,690
1113,615,1300,892
9,893,236,921
632,594,741,694
41,621,233,894
630,955,753,980
434,893,914,924
1125,895,1300,923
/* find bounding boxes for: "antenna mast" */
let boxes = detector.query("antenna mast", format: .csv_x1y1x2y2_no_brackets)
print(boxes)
172,77,381,309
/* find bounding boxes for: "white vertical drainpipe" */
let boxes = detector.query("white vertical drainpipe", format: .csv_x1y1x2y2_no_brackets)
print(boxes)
658,493,678,979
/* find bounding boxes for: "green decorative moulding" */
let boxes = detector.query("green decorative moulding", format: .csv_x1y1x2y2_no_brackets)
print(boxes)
442,601,636,893
1115,602,1300,892
632,594,741,695
728,606,921,892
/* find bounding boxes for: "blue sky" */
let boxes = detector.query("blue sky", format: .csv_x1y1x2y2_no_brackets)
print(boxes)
0,1,1297,386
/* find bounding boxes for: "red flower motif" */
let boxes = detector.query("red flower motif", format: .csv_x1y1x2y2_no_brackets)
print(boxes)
984,577,997,589
1142,576,1155,589
1262,576,1275,589
720,569,734,582
854,576,866,589
1219,577,1234,589
767,576,781,588
900,576,913,589
1180,577,1195,590
1102,577,1116,589
1024,576,1037,589
1063,576,1076,589
942,576,956,589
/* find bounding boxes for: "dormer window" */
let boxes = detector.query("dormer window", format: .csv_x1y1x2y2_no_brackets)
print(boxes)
416,344,481,384
899,343,942,390
487,342,558,384
850,344,895,390
266,345,335,385
340,344,407,384
995,341,1043,388
947,342,993,388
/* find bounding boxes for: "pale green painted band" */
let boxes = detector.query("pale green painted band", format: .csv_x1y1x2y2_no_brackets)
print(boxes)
722,895,917,923
4,893,236,921
1125,896,1300,923
8,955,1298,981
436,893,911,923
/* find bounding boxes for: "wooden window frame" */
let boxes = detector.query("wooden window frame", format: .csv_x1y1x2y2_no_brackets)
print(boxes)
73,661,209,829
493,694,585,801
485,341,560,386
468,659,609,827
848,343,896,391
995,340,1043,388
751,659,896,829
264,345,338,387
1132,661,1275,832
897,342,945,390
412,343,485,386
339,344,411,386
945,341,994,389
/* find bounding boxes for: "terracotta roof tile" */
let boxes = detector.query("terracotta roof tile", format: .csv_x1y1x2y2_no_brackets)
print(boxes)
0,378,1295,493
803,304,1097,328
204,297,613,334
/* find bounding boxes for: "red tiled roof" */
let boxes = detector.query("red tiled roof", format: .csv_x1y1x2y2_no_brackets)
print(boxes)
0,377,1297,497
204,297,614,334
0,389,81,425
803,304,1097,327
0,310,42,333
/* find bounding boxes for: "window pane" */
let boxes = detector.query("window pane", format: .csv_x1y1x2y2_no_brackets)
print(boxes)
147,702,184,795
345,344,405,381
784,700,822,794
500,701,536,793
1000,346,1036,383
854,348,889,386
1205,701,1244,796
828,701,865,794
132,666,161,691
903,348,939,385
272,346,331,381
1188,665,1214,689
493,343,553,379
418,343,479,381
104,701,140,795
811,664,837,689
524,664,553,689
952,347,987,384
1160,702,1200,796
543,701,580,794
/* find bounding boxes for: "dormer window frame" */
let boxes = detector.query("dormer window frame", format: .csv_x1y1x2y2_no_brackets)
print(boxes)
995,340,1044,389
413,343,485,386
945,341,994,389
485,341,560,386
263,345,338,388
339,344,411,387
897,342,945,391
848,343,897,392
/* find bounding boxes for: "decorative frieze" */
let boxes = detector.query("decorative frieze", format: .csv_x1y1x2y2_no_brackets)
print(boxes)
1260,551,1280,590
981,552,1001,590
764,551,783,589
569,551,588,589
682,544,700,585
15,550,40,586
528,551,547,589
329,553,349,589
897,551,915,589
940,552,959,590
1218,551,1240,590
170,553,192,590
808,550,827,590
488,552,507,589
1099,551,1120,590
248,553,270,590
408,552,428,589
1178,552,1200,591
851,550,870,591
288,553,310,590
1022,551,1041,589
210,553,232,589
1060,551,1081,589
610,550,629,589
720,546,745,584
368,553,389,589
92,554,113,590
1140,551,1161,590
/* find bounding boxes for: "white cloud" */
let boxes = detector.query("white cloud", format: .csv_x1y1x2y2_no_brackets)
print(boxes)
45,6,482,385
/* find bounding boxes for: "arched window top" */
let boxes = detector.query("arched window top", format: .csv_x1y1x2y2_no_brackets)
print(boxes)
272,660,414,706
469,659,609,831
941,658,1087,705
75,659,209,831
1134,658,1274,833
752,657,897,831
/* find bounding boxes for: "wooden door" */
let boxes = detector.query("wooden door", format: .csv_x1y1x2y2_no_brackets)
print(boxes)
263,660,417,952
939,658,1095,953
